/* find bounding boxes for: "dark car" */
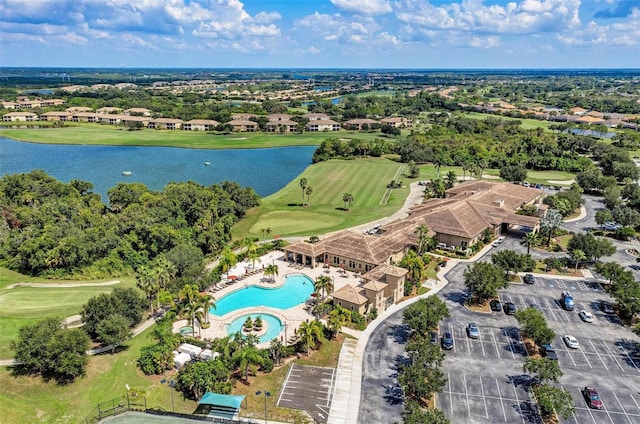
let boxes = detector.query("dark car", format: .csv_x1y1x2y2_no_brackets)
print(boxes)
600,301,615,314
523,274,535,284
504,302,517,315
490,299,502,312
429,331,439,344
584,386,603,409
441,332,454,350
541,344,558,360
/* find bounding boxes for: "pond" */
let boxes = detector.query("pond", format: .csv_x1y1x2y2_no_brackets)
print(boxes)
0,137,316,201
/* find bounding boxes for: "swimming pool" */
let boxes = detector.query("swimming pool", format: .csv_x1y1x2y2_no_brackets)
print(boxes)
210,274,315,316
227,314,283,343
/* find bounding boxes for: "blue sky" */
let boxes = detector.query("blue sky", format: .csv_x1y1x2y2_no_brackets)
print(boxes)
0,0,638,68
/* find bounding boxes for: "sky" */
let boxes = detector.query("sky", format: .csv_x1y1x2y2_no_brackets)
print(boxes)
0,0,638,69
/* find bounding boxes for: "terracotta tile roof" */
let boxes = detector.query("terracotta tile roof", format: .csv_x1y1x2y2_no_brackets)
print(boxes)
332,284,368,305
362,280,387,292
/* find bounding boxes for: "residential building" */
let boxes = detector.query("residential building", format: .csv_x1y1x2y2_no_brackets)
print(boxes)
302,113,330,121
148,118,183,130
227,119,258,132
39,111,71,121
343,118,379,130
381,116,413,128
124,108,152,116
2,111,38,122
305,119,341,132
265,120,298,133
96,107,123,114
183,119,219,131
70,112,100,123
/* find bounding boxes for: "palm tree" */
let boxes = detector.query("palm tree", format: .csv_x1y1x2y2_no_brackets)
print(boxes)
342,192,354,210
264,264,279,282
521,232,539,255
219,246,238,278
305,185,313,207
402,250,426,284
327,305,350,339
314,275,334,300
541,209,563,246
414,224,431,254
445,170,457,189
232,344,264,381
136,265,158,310
269,339,285,365
572,249,586,272
196,292,215,324
260,227,272,243
431,178,446,198
243,237,260,268
297,320,324,354
154,255,177,290
299,177,308,206
157,289,174,314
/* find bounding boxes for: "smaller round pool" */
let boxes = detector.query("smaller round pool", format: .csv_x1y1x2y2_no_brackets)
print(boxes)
179,326,193,335
227,314,283,343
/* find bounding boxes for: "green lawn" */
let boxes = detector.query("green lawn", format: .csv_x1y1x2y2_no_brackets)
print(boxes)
0,326,197,424
0,125,395,149
460,111,555,130
233,157,412,240
0,268,134,360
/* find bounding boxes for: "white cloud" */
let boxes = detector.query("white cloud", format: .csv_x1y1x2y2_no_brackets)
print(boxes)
254,11,281,24
308,46,321,53
59,32,88,44
330,0,392,15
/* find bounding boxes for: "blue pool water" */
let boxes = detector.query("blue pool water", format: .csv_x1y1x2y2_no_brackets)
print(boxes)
227,314,283,343
211,274,315,316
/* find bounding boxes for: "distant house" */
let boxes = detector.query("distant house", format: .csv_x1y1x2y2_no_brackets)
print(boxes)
265,120,298,133
227,119,258,132
381,116,413,128
575,115,605,125
183,119,219,131
2,111,38,122
267,113,293,121
148,118,183,130
302,113,330,121
97,114,125,125
70,112,100,123
569,107,588,116
305,119,341,132
1,101,16,109
39,111,71,121
344,118,379,130
66,106,93,113
231,113,258,121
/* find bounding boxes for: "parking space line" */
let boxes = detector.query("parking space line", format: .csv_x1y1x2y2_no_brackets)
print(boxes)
448,372,453,416
503,329,516,360
620,346,640,374
611,391,632,424
565,347,577,367
480,376,488,419
495,377,508,422
629,393,640,413
575,388,598,424
589,339,609,371
463,373,471,417
326,368,335,407
601,341,626,372
278,364,295,405
511,378,526,424
579,347,592,369
479,332,486,357
491,328,501,358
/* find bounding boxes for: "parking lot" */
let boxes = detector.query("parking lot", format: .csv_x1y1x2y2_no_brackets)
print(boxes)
437,268,640,424
278,364,335,423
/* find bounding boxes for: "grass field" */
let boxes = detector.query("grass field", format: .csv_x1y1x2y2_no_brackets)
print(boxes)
460,111,555,130
232,157,412,240
0,268,134,360
0,326,198,424
0,125,395,149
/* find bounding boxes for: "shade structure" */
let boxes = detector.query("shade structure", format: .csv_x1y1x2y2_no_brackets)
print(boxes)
198,392,245,420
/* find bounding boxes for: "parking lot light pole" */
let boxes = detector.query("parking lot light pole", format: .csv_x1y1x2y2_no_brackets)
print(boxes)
255,390,270,424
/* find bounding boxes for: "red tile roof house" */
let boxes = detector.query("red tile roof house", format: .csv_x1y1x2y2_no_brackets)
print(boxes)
2,111,39,122
267,113,293,121
343,118,379,130
381,116,413,128
183,119,219,131
265,120,298,133
227,119,258,132
39,111,72,122
148,118,184,130
70,112,100,123
124,108,152,117
96,107,123,114
302,113,330,121
284,181,543,314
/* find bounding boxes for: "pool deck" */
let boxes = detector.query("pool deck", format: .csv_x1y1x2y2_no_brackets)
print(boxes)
172,252,365,347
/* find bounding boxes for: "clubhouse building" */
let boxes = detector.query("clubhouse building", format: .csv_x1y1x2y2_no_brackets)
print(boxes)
284,181,544,314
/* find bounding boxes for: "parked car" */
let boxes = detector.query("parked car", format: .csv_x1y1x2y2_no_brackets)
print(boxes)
467,323,480,339
493,236,506,246
584,386,603,409
429,331,439,344
578,310,594,323
441,332,454,350
523,274,535,284
504,302,517,315
541,344,558,360
490,299,502,312
600,300,615,314
561,291,575,311
563,335,580,349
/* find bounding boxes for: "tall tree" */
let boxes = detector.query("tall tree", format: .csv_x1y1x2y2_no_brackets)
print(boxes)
305,185,313,207
463,261,508,304
232,344,264,382
297,320,324,354
299,177,308,206
521,232,539,255
314,275,334,300
218,246,238,278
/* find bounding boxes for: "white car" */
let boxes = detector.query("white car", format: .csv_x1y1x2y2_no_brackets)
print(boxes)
493,236,506,246
579,310,594,323
563,335,580,349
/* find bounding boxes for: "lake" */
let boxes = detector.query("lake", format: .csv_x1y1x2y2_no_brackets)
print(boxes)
0,137,316,202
